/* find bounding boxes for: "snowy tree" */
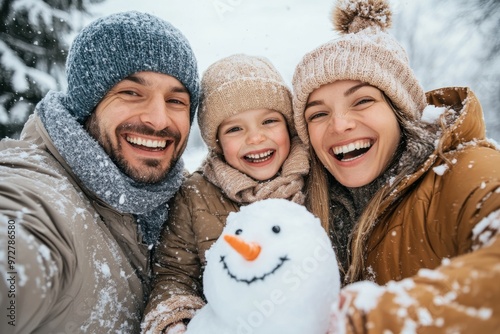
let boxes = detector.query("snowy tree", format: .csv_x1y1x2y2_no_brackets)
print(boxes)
451,0,500,142
391,0,500,142
0,0,104,139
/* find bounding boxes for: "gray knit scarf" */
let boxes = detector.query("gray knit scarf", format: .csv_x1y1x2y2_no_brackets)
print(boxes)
37,91,185,245
201,136,309,205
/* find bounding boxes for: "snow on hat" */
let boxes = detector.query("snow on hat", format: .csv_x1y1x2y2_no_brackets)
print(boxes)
65,11,200,123
198,54,293,153
292,0,427,146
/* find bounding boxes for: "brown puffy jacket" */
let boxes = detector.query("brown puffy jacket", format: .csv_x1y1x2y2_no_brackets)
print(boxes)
142,172,239,332
0,115,150,333
340,87,500,333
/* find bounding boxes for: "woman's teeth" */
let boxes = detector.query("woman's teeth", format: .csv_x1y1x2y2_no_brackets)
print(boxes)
332,140,372,161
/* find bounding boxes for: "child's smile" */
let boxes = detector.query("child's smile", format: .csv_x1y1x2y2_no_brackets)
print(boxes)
218,108,291,181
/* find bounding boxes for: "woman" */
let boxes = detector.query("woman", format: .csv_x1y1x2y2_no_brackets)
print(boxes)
292,0,500,332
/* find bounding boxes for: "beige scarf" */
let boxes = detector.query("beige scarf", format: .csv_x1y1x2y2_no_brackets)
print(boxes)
202,136,309,205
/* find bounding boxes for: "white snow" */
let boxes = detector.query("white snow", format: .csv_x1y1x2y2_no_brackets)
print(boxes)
432,164,449,176
417,268,446,281
186,198,340,334
344,280,384,312
421,105,448,124
471,209,500,250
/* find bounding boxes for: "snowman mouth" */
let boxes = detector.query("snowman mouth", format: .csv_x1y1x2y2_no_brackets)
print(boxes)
220,255,289,285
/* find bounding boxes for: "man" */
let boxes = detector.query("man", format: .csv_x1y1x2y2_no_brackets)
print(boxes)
0,11,199,333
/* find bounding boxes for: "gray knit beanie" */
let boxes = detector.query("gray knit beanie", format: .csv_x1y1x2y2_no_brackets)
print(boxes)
64,11,200,123
198,54,293,153
293,0,427,146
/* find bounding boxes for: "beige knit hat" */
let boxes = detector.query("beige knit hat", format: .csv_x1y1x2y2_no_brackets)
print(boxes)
292,0,427,146
198,54,293,153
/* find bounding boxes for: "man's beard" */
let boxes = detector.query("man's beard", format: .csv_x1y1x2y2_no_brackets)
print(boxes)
85,114,186,184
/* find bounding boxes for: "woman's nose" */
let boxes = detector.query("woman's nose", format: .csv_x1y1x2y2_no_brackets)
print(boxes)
327,113,355,133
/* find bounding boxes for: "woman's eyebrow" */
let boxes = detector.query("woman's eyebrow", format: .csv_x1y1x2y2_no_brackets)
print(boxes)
344,82,370,97
305,82,371,110
305,100,324,110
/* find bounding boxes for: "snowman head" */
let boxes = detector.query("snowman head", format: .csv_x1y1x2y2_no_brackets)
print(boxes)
203,198,340,326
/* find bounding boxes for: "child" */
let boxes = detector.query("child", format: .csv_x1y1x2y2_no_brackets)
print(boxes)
141,54,310,333
292,0,500,333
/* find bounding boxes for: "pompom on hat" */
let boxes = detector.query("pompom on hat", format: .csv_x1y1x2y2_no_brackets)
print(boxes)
198,54,293,153
64,11,200,123
292,0,427,146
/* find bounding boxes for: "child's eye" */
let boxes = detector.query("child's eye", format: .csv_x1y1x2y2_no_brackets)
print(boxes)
225,126,242,134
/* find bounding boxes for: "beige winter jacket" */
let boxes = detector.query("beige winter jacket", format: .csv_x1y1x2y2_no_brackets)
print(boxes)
0,115,150,333
340,88,500,333
142,172,239,332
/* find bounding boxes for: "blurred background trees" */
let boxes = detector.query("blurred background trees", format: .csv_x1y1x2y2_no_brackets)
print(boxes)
392,0,500,141
0,0,103,138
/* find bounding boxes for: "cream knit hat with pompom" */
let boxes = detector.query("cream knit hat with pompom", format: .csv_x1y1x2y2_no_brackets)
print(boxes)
292,0,427,146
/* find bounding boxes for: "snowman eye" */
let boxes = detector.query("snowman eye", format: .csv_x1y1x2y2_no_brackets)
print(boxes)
235,229,242,235
272,226,280,234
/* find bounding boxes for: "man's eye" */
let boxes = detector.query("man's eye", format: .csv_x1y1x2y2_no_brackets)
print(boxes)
121,90,139,96
167,98,186,105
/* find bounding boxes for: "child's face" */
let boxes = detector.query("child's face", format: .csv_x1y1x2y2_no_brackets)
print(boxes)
304,80,401,187
217,108,291,181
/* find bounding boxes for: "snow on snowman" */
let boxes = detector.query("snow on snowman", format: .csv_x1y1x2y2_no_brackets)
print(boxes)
186,198,341,334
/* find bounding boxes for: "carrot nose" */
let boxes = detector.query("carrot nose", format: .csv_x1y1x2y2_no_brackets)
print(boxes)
224,234,261,261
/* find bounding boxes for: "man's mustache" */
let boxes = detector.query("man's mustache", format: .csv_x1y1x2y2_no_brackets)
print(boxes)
117,123,180,140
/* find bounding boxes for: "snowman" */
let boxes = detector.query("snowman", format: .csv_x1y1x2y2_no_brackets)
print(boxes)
186,198,341,334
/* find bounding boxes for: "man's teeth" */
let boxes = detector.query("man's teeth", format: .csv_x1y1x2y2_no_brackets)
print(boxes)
126,136,167,148
245,150,273,162
332,140,371,155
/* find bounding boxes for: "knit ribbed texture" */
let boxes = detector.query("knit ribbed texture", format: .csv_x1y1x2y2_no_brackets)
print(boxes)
198,54,293,153
64,11,200,123
292,0,426,146
141,295,205,334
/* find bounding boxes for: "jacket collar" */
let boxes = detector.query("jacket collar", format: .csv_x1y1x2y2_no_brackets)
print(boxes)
378,87,493,215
